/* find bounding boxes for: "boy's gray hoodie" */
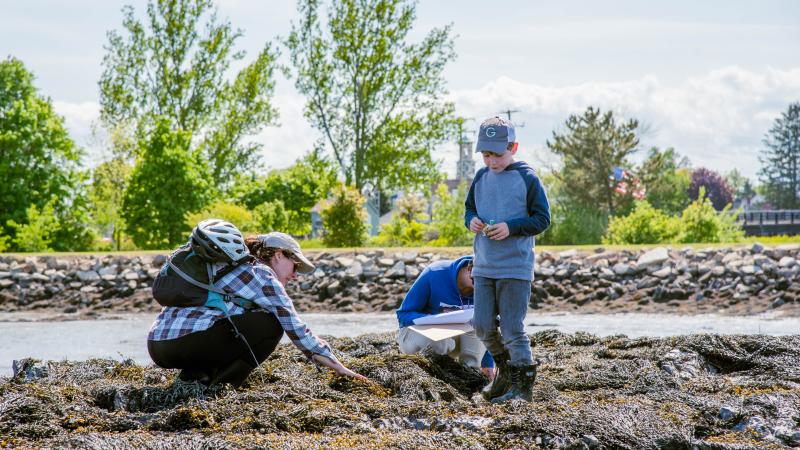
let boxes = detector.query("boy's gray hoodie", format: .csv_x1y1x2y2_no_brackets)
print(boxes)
464,161,551,281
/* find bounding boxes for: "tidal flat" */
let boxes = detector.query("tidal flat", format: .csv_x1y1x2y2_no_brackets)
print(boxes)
2,331,799,449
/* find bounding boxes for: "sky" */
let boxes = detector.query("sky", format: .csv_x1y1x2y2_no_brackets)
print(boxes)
2,0,800,182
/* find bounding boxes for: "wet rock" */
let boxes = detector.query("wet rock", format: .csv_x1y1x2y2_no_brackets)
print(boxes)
733,415,771,437
12,358,49,383
718,406,738,421
659,348,714,379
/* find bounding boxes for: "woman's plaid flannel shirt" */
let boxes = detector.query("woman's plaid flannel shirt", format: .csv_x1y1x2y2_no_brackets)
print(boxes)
147,263,334,361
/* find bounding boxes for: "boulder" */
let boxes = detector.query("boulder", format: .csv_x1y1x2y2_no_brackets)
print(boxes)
76,270,100,282
636,247,669,270
385,261,406,278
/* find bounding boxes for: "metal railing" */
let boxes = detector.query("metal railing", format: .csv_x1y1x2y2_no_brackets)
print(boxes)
736,210,800,225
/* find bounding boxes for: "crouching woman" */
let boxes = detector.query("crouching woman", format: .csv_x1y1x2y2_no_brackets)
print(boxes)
147,226,365,387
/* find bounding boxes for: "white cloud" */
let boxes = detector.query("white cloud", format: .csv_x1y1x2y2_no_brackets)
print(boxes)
52,66,800,183
53,100,101,163
249,90,320,171
446,66,800,180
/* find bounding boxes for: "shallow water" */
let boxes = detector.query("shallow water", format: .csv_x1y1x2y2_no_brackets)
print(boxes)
1,312,797,375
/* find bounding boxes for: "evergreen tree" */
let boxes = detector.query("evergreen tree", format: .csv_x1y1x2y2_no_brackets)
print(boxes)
759,102,800,209
546,106,640,215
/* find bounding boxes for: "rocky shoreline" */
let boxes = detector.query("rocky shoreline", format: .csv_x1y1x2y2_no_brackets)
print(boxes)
0,244,799,319
2,331,798,449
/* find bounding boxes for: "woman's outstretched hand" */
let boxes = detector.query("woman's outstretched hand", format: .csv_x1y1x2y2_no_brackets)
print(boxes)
312,354,368,381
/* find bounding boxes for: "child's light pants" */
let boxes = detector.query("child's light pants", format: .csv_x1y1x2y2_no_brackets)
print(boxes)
473,276,533,366
397,327,486,369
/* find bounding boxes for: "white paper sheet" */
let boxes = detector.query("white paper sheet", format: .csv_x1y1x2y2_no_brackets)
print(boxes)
408,323,472,342
412,308,474,325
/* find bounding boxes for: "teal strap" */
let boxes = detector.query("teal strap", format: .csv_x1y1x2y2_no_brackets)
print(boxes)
205,291,231,316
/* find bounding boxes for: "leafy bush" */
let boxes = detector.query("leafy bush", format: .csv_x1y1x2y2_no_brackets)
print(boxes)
603,201,678,245
185,200,259,234
6,201,58,252
254,200,289,234
538,201,608,245
320,185,367,247
678,195,743,244
429,182,473,247
374,216,426,247
601,192,744,245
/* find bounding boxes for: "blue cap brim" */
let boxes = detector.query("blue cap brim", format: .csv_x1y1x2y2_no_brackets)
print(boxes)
475,141,509,153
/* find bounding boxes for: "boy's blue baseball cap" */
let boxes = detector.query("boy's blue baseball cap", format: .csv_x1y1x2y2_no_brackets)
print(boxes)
475,116,516,154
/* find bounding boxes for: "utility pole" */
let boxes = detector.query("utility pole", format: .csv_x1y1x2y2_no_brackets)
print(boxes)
497,108,525,128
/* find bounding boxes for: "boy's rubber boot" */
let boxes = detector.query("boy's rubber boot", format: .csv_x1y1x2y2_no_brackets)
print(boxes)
482,352,511,401
491,364,536,403
209,359,255,388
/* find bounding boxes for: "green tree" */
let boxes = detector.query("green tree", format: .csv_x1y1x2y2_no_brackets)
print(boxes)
739,179,757,209
638,147,692,215
724,168,746,196
536,173,608,245
429,182,472,246
254,200,290,233
122,119,214,249
0,57,89,247
100,0,279,187
546,107,640,215
759,102,800,209
286,0,456,192
234,151,337,236
395,194,427,222
88,157,132,250
320,184,367,247
185,199,258,233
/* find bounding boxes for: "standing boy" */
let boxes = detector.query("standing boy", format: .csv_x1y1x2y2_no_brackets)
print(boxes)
465,116,551,403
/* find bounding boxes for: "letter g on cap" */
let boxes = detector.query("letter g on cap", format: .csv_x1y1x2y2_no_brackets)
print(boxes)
486,127,496,138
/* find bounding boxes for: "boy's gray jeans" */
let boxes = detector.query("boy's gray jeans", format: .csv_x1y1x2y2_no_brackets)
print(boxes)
473,276,533,366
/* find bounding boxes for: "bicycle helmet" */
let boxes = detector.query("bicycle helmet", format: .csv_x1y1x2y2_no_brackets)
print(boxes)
191,219,249,263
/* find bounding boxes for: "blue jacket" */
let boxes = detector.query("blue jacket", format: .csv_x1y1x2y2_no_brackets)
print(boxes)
464,161,551,281
396,256,493,368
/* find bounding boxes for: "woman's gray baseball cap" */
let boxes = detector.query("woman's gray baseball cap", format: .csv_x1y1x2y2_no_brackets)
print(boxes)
475,116,516,154
257,232,315,274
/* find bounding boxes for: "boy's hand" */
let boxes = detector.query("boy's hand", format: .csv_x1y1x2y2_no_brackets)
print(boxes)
469,217,485,234
486,222,510,240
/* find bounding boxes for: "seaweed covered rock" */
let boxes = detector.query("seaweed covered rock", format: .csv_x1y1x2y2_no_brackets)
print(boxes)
1,332,798,449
